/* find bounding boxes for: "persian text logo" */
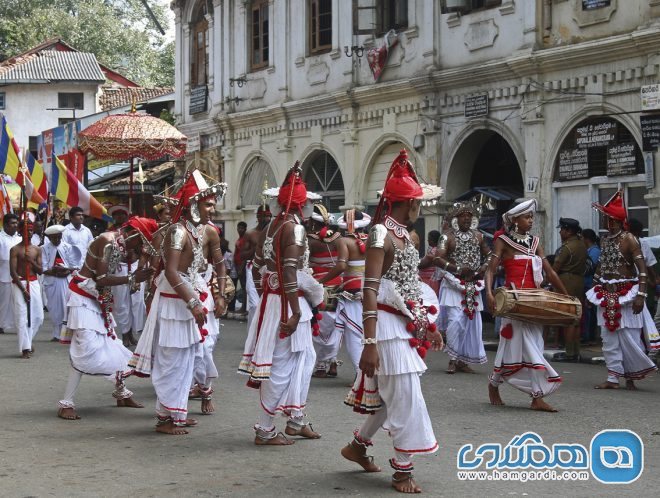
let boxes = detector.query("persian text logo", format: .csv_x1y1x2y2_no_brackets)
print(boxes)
590,430,644,484
457,430,643,484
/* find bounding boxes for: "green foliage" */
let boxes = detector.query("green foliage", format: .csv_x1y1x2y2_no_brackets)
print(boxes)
159,107,175,125
0,0,174,87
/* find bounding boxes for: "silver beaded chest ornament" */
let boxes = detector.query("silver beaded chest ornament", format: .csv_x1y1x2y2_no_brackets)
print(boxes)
383,217,438,359
599,231,628,278
453,230,483,320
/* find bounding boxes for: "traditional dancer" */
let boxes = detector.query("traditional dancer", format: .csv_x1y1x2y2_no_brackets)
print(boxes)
130,170,227,435
242,205,272,330
308,204,347,378
342,149,444,494
61,207,93,269
10,219,45,358
334,209,371,375
57,217,157,420
587,191,659,389
0,213,21,334
41,225,79,342
432,201,491,373
485,199,567,412
239,164,323,445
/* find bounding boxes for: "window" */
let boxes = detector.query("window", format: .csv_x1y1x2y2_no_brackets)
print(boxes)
28,136,38,159
58,117,75,126
58,93,84,110
310,0,332,54
190,1,211,87
0,92,5,109
377,0,407,34
442,0,502,14
304,152,345,212
251,0,269,70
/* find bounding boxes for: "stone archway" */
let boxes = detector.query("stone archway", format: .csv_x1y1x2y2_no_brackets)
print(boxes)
302,150,345,212
239,157,277,208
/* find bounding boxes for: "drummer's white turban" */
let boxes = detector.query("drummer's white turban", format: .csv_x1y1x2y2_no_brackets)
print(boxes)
44,224,65,236
502,199,537,226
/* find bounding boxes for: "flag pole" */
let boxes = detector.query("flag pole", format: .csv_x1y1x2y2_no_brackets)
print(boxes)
18,149,31,329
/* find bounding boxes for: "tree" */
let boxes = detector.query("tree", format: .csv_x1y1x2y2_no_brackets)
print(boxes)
0,0,174,87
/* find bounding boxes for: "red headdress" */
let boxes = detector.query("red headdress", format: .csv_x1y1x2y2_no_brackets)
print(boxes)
124,216,159,242
592,190,627,225
170,169,228,224
277,162,307,212
373,149,426,224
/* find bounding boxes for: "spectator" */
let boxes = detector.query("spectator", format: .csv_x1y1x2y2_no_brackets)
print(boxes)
582,229,601,345
419,230,440,293
232,222,248,312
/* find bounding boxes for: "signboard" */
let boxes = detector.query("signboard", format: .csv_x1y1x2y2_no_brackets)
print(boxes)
645,152,655,189
464,94,489,119
582,0,610,10
575,120,616,148
606,143,637,176
641,84,660,111
189,86,208,114
557,148,589,180
640,114,660,151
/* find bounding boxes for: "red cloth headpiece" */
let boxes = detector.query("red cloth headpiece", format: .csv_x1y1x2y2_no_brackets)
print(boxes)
124,216,159,242
382,149,423,202
277,162,307,210
592,190,627,223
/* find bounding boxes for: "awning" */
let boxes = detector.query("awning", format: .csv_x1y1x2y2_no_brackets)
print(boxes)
96,161,177,194
456,186,522,202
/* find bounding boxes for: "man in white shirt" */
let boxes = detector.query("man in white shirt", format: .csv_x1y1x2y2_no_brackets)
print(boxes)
0,213,22,333
62,207,94,269
42,225,79,341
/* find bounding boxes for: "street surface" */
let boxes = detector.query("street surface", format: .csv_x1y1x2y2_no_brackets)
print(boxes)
0,315,659,497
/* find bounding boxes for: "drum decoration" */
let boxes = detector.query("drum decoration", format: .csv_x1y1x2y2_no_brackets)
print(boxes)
494,287,582,326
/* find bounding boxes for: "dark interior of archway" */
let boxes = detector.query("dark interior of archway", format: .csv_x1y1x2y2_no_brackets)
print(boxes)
470,133,523,191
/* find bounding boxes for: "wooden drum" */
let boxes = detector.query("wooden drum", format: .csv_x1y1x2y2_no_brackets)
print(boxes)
494,288,582,326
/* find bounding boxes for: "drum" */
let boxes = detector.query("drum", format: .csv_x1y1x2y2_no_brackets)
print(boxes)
494,287,582,326
323,286,339,312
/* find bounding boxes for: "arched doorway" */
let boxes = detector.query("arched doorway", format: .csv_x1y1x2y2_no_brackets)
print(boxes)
303,151,345,212
447,130,523,233
239,157,276,207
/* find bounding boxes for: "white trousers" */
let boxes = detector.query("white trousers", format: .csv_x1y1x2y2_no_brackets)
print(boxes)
0,281,15,330
12,280,44,352
152,342,199,425
43,276,69,339
601,327,658,383
444,306,487,364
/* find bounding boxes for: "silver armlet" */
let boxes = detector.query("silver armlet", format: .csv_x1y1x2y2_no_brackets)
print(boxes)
444,261,450,270
101,243,113,263
252,260,263,270
438,234,448,252
337,258,347,264
634,254,644,260
638,272,647,277
293,224,306,247
368,224,387,249
362,311,377,318
361,337,377,344
363,277,380,284
96,273,107,280
363,285,379,294
172,281,185,289
170,225,186,251
186,297,202,310
638,292,648,298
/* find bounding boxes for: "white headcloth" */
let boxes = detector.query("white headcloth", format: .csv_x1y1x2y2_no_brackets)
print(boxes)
502,199,537,226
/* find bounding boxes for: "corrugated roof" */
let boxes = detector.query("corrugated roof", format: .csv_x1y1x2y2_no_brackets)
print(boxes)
99,86,174,111
0,50,105,83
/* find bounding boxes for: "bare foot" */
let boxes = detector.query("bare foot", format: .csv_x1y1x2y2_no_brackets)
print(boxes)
392,472,421,493
50,337,59,342
446,361,456,374
189,385,202,399
594,381,619,389
155,420,188,435
21,350,30,359
327,362,338,377
57,407,81,420
530,398,558,412
458,363,475,374
488,383,505,406
254,433,295,446
312,369,327,378
626,380,638,391
201,398,215,414
184,418,198,427
116,397,144,408
285,424,321,439
30,347,35,353
340,442,381,472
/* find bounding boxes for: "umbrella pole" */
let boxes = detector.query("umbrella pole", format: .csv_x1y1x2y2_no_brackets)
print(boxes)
129,157,134,214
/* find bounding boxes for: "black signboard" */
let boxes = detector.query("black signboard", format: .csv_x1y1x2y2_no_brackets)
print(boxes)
582,0,610,10
640,114,660,152
557,148,589,180
464,94,489,119
575,120,616,148
189,86,208,114
607,143,637,176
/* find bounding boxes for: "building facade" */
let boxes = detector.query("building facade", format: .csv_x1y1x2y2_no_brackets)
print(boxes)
173,0,660,248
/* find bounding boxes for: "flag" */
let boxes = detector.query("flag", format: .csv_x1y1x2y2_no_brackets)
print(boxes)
51,152,111,222
0,175,13,216
25,151,48,201
0,116,45,205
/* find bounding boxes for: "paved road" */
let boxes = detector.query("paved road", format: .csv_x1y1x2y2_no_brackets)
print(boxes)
0,315,659,497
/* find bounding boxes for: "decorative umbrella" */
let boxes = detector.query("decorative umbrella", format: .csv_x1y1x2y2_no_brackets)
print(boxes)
78,112,187,211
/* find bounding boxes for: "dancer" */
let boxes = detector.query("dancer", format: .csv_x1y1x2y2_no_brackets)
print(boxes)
130,170,227,435
41,225,79,342
0,213,21,334
239,164,323,445
432,201,491,373
308,204,347,378
342,149,443,494
485,199,567,412
587,191,658,389
242,205,272,330
334,209,371,375
57,217,157,420
10,219,44,358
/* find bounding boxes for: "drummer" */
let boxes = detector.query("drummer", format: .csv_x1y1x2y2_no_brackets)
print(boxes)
485,199,568,412
307,204,348,378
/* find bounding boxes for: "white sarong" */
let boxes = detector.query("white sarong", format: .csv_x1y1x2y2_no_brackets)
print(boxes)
0,282,15,331
12,280,44,353
335,295,363,372
43,275,70,339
